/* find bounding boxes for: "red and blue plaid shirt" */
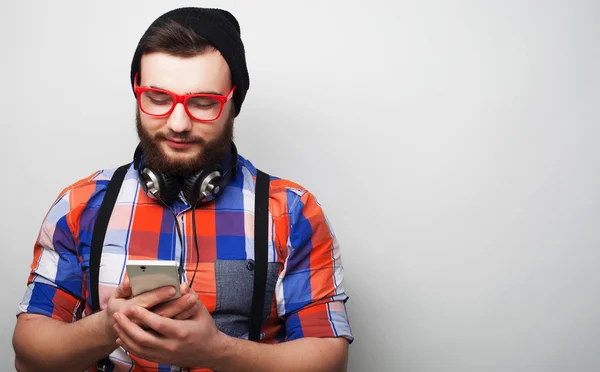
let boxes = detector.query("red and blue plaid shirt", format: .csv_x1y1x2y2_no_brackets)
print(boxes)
18,153,352,371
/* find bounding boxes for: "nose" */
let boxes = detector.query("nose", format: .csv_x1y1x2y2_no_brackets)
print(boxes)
166,103,193,133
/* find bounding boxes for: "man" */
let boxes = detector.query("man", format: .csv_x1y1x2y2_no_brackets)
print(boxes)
12,6,353,372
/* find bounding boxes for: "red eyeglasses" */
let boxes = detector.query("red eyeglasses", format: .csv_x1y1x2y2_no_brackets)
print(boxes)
134,73,236,122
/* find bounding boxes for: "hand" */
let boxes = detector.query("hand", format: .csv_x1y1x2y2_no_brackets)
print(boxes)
149,282,201,320
113,295,227,368
103,276,179,345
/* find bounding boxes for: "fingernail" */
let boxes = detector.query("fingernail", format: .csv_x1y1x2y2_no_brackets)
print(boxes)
168,287,176,296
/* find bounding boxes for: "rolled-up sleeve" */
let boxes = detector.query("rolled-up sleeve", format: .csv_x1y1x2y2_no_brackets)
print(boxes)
276,188,353,343
17,188,85,322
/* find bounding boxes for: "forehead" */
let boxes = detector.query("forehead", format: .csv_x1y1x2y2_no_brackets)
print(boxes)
139,51,232,94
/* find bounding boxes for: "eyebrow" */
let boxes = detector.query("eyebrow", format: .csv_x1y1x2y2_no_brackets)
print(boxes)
149,85,224,96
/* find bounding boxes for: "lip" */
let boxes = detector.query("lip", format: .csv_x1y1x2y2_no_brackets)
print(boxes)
164,139,194,149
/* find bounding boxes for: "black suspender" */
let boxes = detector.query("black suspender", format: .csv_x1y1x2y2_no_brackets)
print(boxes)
90,165,270,339
249,169,270,341
90,164,129,313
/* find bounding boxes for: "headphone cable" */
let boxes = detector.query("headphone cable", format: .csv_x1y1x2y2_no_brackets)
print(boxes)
190,203,200,288
152,192,185,281
188,170,229,288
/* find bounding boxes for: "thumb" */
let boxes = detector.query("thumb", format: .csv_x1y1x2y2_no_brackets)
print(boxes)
191,296,211,320
115,275,132,299
180,282,190,295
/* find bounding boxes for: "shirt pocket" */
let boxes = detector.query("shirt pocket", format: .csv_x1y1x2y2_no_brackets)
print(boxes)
213,259,281,338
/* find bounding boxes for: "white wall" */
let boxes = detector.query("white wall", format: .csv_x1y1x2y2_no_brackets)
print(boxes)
1,1,599,371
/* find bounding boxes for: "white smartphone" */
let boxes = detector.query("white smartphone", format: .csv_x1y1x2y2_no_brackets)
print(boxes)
126,259,182,301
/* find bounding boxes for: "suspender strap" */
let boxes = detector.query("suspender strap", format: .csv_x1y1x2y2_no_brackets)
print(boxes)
249,169,270,342
90,164,129,312
90,163,269,345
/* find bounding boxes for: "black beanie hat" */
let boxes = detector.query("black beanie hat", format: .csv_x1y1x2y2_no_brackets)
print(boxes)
130,7,249,117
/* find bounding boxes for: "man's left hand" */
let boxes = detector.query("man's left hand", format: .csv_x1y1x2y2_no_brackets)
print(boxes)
149,282,200,320
113,295,227,368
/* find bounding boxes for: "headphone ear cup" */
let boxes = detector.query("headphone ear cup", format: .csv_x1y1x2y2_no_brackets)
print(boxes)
140,167,179,205
182,164,223,206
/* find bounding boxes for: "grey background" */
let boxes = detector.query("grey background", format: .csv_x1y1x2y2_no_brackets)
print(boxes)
1,1,599,371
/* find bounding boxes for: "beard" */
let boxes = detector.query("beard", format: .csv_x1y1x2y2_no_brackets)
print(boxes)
135,107,235,177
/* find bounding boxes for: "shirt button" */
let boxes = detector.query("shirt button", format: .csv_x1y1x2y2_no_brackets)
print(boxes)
246,259,255,271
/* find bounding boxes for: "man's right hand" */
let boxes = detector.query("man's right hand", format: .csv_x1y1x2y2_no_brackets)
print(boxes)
104,277,200,341
103,276,182,342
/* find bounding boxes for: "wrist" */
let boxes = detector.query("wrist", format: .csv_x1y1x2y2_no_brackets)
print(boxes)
97,310,118,349
207,331,237,371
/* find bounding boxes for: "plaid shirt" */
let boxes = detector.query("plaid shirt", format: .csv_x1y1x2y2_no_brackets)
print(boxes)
17,154,352,371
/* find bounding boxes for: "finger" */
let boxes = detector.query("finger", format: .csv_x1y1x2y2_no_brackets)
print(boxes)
132,286,177,309
180,282,190,294
114,323,156,360
172,296,200,320
114,312,163,349
126,305,184,338
186,283,199,298
115,275,132,299
191,296,212,320
114,323,142,356
173,303,199,321
149,293,195,318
